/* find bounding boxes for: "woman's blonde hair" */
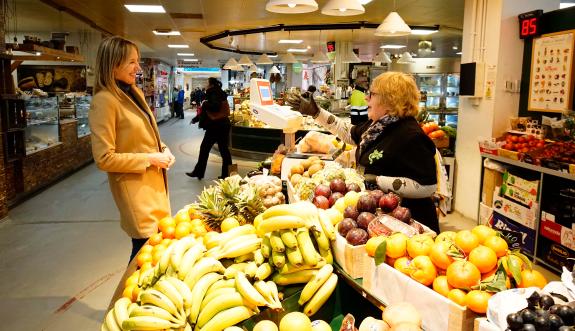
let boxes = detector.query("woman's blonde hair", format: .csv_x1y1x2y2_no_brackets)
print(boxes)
94,36,139,97
371,71,420,118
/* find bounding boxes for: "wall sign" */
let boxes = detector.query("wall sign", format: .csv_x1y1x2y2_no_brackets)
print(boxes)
518,10,543,39
528,30,575,112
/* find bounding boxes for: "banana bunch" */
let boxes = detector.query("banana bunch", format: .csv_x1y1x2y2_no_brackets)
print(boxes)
257,202,318,234
298,264,338,317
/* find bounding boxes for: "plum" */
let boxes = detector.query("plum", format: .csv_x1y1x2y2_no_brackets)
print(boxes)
357,194,377,213
379,193,401,213
314,184,331,198
346,183,361,192
356,212,376,230
338,218,357,237
370,190,385,203
328,192,344,207
330,179,347,193
343,206,360,220
346,228,369,246
313,195,330,209
391,206,412,223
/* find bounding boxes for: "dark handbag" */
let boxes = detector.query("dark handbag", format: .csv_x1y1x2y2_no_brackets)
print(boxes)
206,100,230,121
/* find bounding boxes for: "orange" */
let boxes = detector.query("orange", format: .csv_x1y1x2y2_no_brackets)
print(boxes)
175,222,193,239
394,257,413,276
148,233,163,246
160,238,172,247
159,217,176,233
499,255,524,277
446,260,481,289
484,236,508,258
221,217,240,232
468,246,498,273
465,290,492,314
406,234,435,258
152,243,167,255
122,284,135,301
125,270,140,287
410,255,437,286
429,241,455,270
174,209,191,224
454,230,479,254
139,261,153,272
448,289,467,307
433,275,453,297
386,233,408,259
517,269,548,289
366,236,387,257
136,252,152,267
472,225,497,244
152,249,165,265
191,218,205,228
140,244,153,255
192,225,207,237
162,226,176,239
435,231,457,244
132,286,141,302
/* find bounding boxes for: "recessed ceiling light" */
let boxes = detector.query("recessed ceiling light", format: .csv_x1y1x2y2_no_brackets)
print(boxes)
124,5,166,13
410,29,438,35
183,59,199,62
452,45,459,50
153,30,181,36
268,54,278,58
380,44,406,49
177,53,195,56
287,48,308,53
168,44,189,48
456,52,462,55
278,39,303,44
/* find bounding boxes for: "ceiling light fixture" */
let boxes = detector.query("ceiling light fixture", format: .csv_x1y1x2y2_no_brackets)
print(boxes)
278,39,304,44
409,25,439,35
223,58,239,69
456,51,462,55
380,44,406,49
238,54,254,66
311,30,330,63
124,5,166,13
168,44,189,48
177,53,195,56
373,52,391,64
256,53,274,64
153,30,181,36
280,52,298,63
287,48,308,53
265,0,318,14
397,51,415,63
375,12,412,36
183,59,199,62
341,31,361,63
321,0,365,16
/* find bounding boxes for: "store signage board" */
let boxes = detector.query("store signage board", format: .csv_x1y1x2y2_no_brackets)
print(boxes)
518,10,543,39
528,30,575,112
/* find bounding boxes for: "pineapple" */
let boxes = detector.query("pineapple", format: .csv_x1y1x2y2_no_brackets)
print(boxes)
236,185,265,224
195,186,233,231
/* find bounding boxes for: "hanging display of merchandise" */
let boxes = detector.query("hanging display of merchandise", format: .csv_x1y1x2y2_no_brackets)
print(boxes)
138,59,172,123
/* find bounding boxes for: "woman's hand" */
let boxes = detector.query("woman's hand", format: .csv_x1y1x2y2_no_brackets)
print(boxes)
286,93,320,117
164,149,176,168
148,153,172,169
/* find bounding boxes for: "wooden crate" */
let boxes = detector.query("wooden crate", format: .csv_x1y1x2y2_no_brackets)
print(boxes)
363,259,478,331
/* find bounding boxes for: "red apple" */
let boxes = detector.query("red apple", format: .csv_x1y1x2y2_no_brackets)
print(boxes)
313,195,330,209
314,184,331,198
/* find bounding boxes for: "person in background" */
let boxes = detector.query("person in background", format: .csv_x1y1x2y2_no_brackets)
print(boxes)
89,36,175,262
186,77,232,180
287,71,439,232
177,86,185,119
304,85,317,99
171,86,178,118
348,83,369,125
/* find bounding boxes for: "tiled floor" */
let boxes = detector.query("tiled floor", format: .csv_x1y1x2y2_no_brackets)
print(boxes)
0,110,560,330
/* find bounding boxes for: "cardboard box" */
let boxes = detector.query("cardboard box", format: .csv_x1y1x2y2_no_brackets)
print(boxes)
491,189,537,230
481,168,503,206
498,148,521,161
503,171,539,195
536,236,575,271
363,259,478,331
332,232,369,279
540,211,575,251
479,202,493,225
500,183,537,207
490,212,536,255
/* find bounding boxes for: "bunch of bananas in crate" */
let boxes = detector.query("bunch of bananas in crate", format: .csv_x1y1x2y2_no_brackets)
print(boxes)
103,201,337,331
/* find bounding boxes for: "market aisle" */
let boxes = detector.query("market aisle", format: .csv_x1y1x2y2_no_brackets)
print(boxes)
0,110,258,331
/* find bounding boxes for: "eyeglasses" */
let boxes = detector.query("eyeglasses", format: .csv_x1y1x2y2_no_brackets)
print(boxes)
367,90,380,97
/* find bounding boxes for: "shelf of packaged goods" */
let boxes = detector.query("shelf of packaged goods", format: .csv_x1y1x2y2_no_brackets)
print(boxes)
481,153,575,181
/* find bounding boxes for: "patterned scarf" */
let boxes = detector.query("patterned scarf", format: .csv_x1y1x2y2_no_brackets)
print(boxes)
359,115,400,155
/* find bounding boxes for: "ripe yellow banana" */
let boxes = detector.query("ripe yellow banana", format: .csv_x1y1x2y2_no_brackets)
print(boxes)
129,304,181,324
206,278,235,293
254,249,265,266
204,232,221,250
200,287,238,311
196,292,245,328
235,271,268,307
278,259,325,274
280,229,299,249
138,267,156,289
156,244,175,277
216,237,262,260
261,235,272,258
127,302,138,315
198,306,254,331
104,308,121,331
165,276,193,311
318,210,336,241
170,236,198,271
254,263,273,281
257,215,308,234
234,252,254,264
221,234,258,251
272,269,318,286
183,257,225,289
176,243,207,280
139,288,179,318
296,228,321,266
261,201,317,223
271,250,286,269
269,231,286,253
189,272,223,325
244,261,258,279
303,273,338,317
253,280,280,309
113,297,131,328
101,322,110,331
121,315,180,330
223,327,244,331
154,278,184,313
218,224,256,245
310,225,331,252
285,246,304,267
298,264,333,305
319,248,333,265
266,281,282,308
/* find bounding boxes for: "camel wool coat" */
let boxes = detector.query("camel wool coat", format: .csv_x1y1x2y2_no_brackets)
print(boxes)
89,85,170,239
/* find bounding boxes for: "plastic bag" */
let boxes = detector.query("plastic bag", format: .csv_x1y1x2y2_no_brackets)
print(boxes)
340,313,358,331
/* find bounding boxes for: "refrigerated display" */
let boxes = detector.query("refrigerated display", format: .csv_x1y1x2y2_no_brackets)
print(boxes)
416,73,459,127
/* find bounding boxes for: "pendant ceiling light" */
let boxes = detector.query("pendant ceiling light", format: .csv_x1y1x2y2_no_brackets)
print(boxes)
270,65,281,74
223,57,239,69
397,51,415,63
321,0,365,16
231,65,245,71
265,0,318,14
238,54,254,66
341,31,361,63
373,51,392,64
374,11,411,36
311,51,330,63
256,53,274,64
248,64,259,72
280,52,298,63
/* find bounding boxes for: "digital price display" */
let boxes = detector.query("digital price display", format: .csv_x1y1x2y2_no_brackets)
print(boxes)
518,10,543,39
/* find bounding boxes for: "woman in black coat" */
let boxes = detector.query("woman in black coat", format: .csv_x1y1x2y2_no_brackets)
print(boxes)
287,72,439,232
186,77,232,180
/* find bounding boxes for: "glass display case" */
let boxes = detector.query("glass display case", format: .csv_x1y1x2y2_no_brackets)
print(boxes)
416,73,460,127
24,96,60,154
75,95,91,137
